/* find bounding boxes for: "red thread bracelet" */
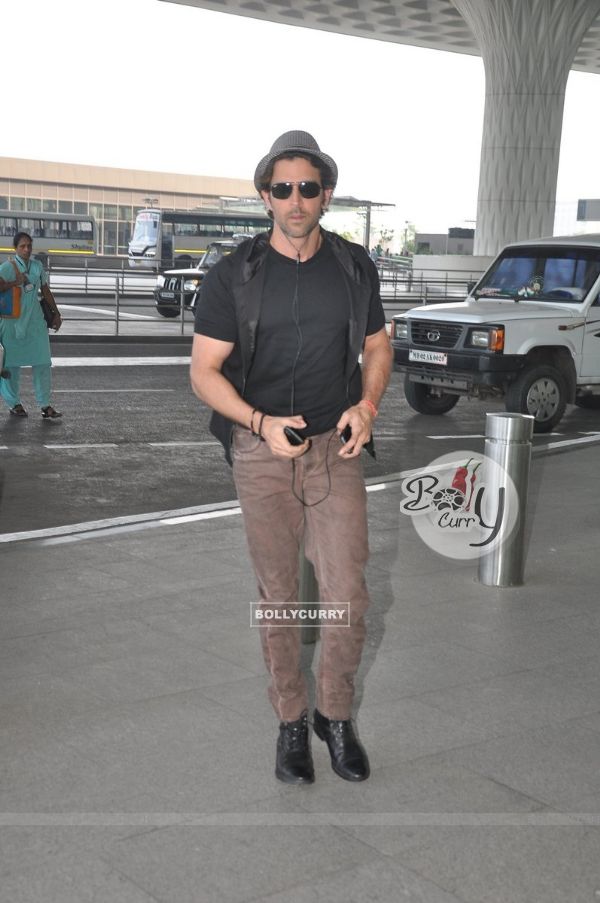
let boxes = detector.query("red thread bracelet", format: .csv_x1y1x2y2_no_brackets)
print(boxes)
359,399,378,418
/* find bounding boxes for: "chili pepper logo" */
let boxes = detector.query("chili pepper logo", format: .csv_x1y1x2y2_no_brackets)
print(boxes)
465,461,481,512
431,458,479,512
451,458,471,495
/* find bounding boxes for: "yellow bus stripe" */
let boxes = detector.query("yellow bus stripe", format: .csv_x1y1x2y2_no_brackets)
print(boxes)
0,248,94,255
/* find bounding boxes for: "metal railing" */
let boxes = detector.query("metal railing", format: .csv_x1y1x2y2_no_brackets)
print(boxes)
44,261,487,336
377,261,484,303
47,265,195,337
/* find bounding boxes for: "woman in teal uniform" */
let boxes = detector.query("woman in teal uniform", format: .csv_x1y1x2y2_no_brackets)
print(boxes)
0,231,63,418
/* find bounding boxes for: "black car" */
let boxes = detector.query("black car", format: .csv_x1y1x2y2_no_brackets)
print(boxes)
153,238,247,318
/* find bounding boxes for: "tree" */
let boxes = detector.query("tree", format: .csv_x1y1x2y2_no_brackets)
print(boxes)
402,222,416,256
377,228,394,251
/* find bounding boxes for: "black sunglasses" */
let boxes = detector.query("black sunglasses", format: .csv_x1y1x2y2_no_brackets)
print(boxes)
269,181,322,200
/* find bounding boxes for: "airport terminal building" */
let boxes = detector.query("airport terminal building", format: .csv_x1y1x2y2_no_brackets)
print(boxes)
0,156,257,257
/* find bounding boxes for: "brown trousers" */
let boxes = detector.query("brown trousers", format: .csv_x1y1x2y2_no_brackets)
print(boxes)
232,426,370,722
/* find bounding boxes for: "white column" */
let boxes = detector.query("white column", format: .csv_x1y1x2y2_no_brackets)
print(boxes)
452,0,600,256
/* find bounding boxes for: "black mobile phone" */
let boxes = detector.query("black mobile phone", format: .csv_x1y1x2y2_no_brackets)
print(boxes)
284,426,305,446
340,424,352,444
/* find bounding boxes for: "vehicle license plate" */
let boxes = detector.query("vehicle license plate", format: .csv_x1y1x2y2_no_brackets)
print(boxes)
409,349,448,365
161,292,175,299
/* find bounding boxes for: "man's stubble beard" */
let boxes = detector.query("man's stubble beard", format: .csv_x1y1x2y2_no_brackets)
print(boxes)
278,209,321,242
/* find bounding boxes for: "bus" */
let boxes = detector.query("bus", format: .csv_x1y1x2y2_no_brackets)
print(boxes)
0,210,98,266
128,208,270,269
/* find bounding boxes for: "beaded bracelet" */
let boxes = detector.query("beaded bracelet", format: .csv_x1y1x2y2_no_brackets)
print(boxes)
257,411,267,440
250,408,260,436
359,398,378,418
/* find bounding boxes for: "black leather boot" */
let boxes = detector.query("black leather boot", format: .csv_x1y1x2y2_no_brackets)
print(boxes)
275,711,315,784
313,709,370,782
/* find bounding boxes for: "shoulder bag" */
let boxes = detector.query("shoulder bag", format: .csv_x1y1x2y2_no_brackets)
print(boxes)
0,262,22,319
39,290,55,328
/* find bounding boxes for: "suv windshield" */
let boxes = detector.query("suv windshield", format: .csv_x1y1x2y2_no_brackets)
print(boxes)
474,245,600,303
199,244,236,268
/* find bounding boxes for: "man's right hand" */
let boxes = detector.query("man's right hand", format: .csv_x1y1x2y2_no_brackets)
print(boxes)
261,415,310,458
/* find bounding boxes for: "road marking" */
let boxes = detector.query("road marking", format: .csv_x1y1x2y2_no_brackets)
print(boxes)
61,304,154,320
52,357,190,366
149,441,219,447
162,508,242,525
372,435,404,441
0,501,243,544
54,388,175,393
428,432,564,439
1,440,219,451
533,433,600,452
44,443,119,449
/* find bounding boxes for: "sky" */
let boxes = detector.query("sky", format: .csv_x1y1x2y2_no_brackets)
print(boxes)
5,0,600,240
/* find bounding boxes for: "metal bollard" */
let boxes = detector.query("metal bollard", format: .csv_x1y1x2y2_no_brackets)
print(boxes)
180,282,186,336
114,277,120,337
299,543,320,645
478,412,534,587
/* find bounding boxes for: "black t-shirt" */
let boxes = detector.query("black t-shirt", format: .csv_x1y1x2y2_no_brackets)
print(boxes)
195,240,385,436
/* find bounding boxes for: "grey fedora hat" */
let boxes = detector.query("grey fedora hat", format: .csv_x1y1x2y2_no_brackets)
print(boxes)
253,130,338,192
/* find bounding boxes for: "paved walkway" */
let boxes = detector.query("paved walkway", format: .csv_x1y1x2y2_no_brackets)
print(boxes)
1,446,599,902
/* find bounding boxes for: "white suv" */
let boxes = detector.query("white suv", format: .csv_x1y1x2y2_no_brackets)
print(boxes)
392,235,600,432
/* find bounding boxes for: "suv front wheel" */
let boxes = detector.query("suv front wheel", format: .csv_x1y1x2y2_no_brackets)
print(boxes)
505,364,567,432
403,378,460,415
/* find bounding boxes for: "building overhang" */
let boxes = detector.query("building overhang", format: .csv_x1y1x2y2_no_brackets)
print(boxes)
160,0,600,74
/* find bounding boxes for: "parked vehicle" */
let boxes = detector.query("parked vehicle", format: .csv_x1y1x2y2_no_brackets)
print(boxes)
153,238,247,318
130,207,268,270
392,235,600,432
0,210,97,267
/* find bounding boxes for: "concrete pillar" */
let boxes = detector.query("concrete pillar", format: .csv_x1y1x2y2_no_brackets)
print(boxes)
452,0,600,256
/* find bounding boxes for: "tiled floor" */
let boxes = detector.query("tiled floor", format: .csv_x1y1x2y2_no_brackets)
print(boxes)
1,448,599,902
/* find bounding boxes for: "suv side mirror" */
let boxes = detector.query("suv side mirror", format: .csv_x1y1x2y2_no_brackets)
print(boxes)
467,280,477,294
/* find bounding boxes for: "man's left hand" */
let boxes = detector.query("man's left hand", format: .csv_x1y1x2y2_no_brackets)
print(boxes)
336,403,374,458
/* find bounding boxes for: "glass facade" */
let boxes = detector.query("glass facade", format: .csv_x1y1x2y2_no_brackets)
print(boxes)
0,167,257,257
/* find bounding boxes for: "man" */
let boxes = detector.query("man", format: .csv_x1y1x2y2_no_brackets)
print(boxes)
190,131,392,784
